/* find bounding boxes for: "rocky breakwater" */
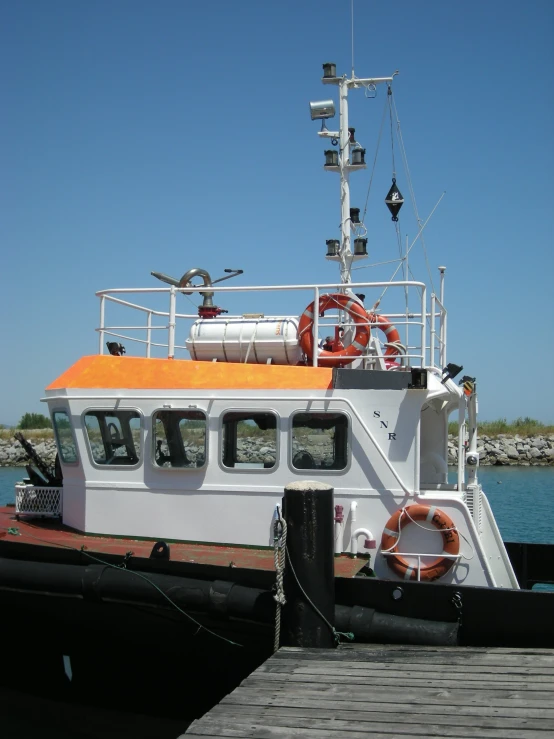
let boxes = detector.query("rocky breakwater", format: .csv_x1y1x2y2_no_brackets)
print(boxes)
236,433,334,468
448,434,554,467
0,436,57,468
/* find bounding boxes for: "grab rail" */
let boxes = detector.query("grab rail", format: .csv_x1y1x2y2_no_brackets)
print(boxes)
96,279,446,370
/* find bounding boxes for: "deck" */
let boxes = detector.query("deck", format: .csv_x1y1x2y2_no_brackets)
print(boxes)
0,505,366,577
184,643,554,738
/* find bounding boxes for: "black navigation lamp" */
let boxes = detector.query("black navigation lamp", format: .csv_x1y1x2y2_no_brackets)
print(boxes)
385,178,404,221
322,62,336,79
324,150,339,167
441,363,463,385
354,238,368,256
106,342,126,356
326,239,340,257
351,147,366,165
350,207,360,224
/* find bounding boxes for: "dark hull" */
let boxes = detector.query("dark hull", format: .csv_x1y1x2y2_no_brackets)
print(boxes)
1,531,553,734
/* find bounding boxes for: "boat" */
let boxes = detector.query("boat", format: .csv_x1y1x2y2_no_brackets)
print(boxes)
1,60,553,727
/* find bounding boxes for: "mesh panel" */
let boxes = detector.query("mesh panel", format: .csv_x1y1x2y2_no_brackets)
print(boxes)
15,484,62,518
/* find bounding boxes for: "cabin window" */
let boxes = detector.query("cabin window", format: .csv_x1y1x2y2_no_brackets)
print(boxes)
153,410,206,468
291,412,349,471
52,410,78,464
84,410,141,466
221,411,277,470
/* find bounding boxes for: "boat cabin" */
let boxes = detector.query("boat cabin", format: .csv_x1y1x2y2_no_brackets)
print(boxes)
27,274,518,592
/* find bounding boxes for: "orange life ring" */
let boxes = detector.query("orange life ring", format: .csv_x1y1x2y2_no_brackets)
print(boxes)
367,313,402,358
381,504,460,581
298,293,370,368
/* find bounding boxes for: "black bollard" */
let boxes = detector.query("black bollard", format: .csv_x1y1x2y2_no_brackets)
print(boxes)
281,481,335,648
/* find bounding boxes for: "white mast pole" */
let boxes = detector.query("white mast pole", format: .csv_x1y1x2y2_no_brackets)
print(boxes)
339,78,352,285
317,70,396,285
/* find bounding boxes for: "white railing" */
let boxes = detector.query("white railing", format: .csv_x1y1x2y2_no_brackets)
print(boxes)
15,484,62,518
380,551,463,582
96,280,447,370
430,293,448,369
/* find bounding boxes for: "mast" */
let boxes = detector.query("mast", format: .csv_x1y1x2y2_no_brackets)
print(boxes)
338,78,352,284
311,65,397,285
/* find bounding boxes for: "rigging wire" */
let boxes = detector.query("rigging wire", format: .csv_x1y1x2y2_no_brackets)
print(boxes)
388,85,397,181
372,191,446,308
390,91,436,295
352,257,404,271
361,92,388,223
351,0,355,77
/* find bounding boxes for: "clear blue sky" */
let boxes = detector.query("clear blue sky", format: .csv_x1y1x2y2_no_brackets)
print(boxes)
1,0,553,425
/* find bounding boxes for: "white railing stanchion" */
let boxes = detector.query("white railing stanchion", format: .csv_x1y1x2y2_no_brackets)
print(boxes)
168,286,176,359
439,266,446,367
313,286,320,367
441,310,447,368
457,394,466,492
99,296,105,354
420,286,426,367
430,295,436,368
146,312,152,358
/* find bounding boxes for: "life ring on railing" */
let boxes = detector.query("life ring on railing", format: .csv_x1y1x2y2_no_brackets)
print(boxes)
367,313,403,367
381,504,460,581
298,293,370,368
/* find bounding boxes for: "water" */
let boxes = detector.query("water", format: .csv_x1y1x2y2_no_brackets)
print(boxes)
476,466,554,544
1,465,553,544
0,468,27,505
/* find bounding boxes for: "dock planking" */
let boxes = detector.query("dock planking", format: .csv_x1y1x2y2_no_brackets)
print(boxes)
184,643,554,738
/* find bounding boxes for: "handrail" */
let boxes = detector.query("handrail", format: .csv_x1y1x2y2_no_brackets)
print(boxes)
95,279,445,369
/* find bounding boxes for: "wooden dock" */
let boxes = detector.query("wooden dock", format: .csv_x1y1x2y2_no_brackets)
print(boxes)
184,644,554,738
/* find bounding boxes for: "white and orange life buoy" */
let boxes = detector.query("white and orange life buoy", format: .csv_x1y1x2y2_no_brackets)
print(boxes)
381,504,460,581
367,313,403,367
298,293,370,368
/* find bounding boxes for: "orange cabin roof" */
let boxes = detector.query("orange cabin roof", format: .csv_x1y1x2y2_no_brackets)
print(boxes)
46,355,334,391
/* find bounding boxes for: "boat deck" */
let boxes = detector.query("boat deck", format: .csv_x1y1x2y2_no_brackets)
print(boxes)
0,506,366,577
185,643,554,738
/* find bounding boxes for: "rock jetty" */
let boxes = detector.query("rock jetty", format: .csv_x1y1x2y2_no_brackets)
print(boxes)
1,433,553,467
448,434,554,466
0,437,58,468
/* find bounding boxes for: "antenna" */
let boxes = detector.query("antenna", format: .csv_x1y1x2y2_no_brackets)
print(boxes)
351,0,355,77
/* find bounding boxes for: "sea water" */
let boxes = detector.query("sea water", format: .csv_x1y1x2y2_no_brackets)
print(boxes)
0,465,552,543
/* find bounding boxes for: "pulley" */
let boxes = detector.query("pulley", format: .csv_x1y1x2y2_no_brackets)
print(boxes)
385,178,404,221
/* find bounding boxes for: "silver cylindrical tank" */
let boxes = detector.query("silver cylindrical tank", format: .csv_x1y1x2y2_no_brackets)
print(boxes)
186,316,302,365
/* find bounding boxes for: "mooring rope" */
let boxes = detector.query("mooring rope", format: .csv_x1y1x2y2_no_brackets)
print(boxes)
272,506,287,653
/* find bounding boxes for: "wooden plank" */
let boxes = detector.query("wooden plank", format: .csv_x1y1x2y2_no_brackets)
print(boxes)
238,682,554,711
208,703,551,731
186,646,554,738
243,672,554,689
277,646,554,656
187,716,552,738
219,693,554,719
272,650,554,667
258,661,554,677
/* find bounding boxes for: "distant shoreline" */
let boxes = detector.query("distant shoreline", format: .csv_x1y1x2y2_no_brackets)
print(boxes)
448,433,554,467
1,430,553,468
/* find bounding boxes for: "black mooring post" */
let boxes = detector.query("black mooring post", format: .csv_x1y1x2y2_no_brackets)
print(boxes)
281,481,335,648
